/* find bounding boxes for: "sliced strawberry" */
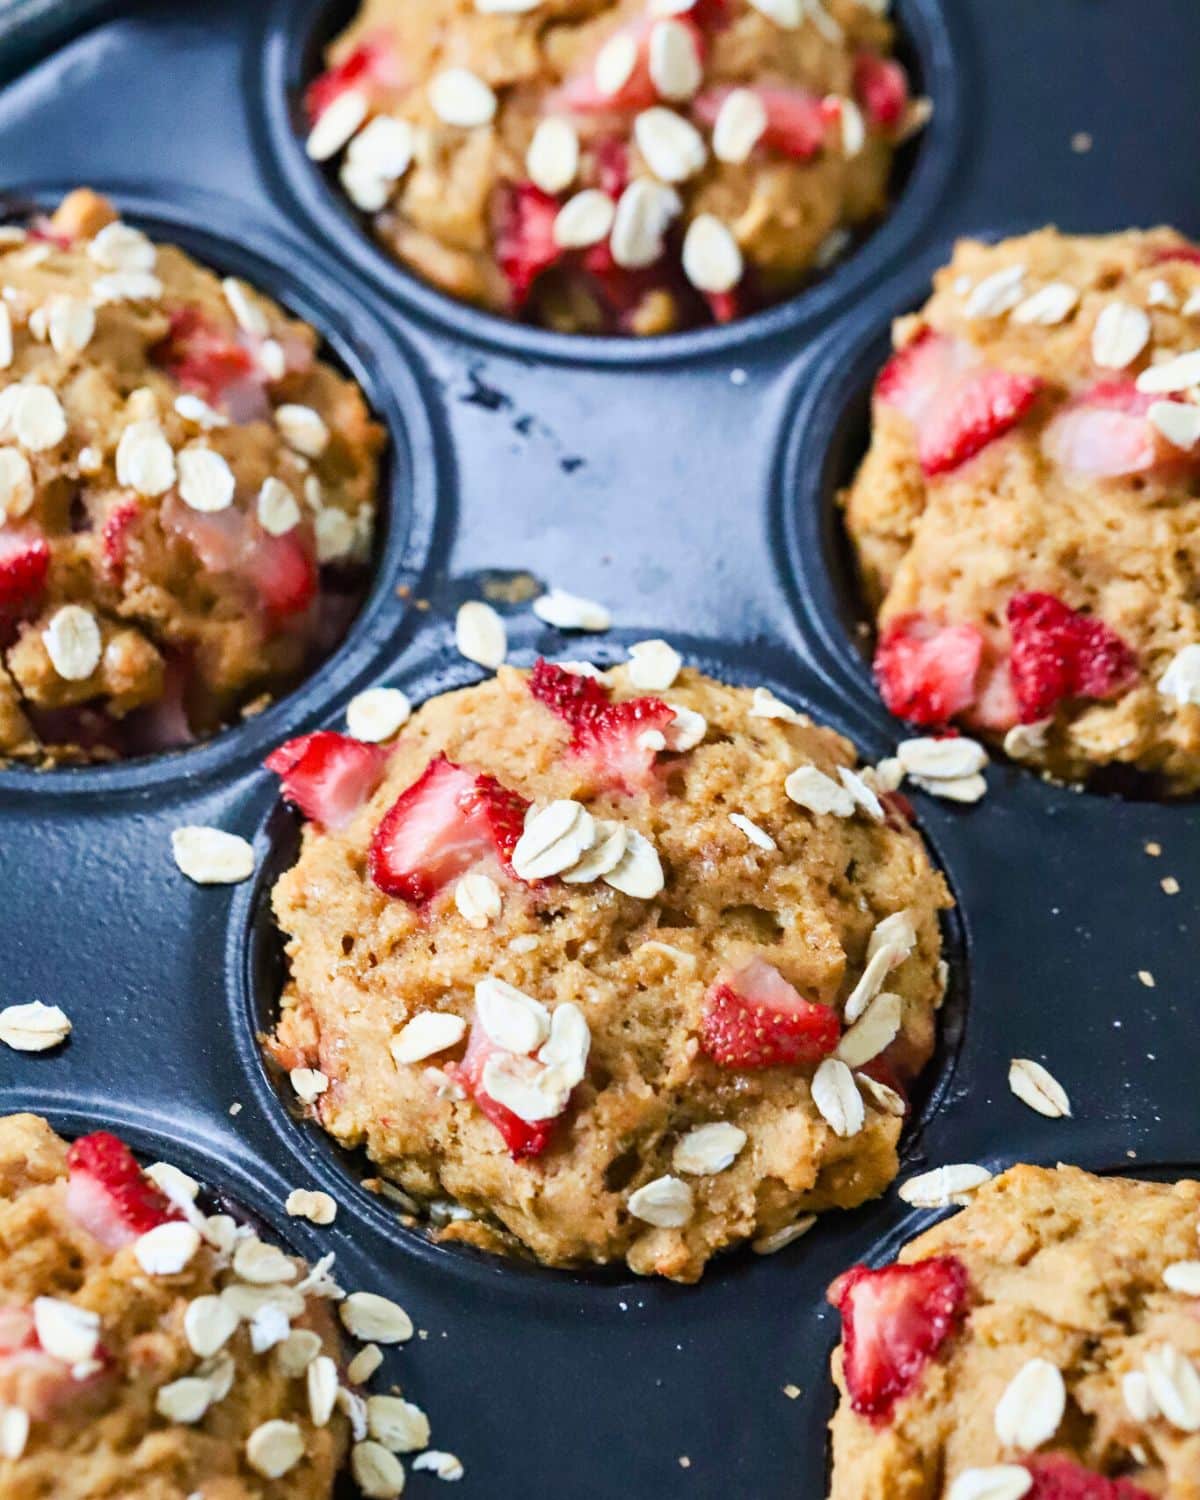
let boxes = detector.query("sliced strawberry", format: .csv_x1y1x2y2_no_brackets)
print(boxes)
694,86,836,160
248,531,319,622
1041,381,1162,478
852,52,910,130
705,288,742,324
153,305,257,410
528,658,676,794
304,33,400,124
876,328,1043,476
369,753,530,904
589,135,631,199
699,957,840,1069
549,20,661,114
265,730,388,830
1023,1456,1154,1500
26,218,73,250
65,1132,179,1250
452,1020,556,1161
495,182,564,309
0,1313,104,1422
1006,591,1138,724
101,498,141,581
0,527,50,614
874,614,984,726
1151,244,1200,267
690,0,731,30
828,1255,969,1423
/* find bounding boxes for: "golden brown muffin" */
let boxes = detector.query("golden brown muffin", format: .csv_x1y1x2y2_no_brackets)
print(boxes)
302,0,927,334
825,1163,1200,1500
842,227,1200,792
264,658,951,1281
0,189,383,765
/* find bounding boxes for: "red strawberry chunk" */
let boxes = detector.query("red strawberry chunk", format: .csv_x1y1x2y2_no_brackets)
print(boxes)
0,527,50,614
304,34,400,124
100,498,141,581
152,306,257,410
699,957,840,1069
495,182,564,309
528,658,676,794
369,753,530,904
1023,1456,1154,1500
1151,244,1200,267
0,1307,108,1421
877,329,1043,476
694,86,835,160
550,20,660,114
265,730,388,830
1007,591,1138,724
828,1255,969,1422
874,614,984,727
852,51,910,130
248,531,319,622
1042,381,1163,478
452,1019,557,1161
589,135,631,199
65,1132,179,1250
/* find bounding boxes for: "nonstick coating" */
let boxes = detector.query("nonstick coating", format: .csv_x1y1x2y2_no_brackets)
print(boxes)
1,3,1199,1496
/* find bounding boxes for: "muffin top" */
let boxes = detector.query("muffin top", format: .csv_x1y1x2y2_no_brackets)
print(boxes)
0,188,383,766
304,0,926,335
826,1163,1200,1500
842,226,1200,792
267,657,950,1281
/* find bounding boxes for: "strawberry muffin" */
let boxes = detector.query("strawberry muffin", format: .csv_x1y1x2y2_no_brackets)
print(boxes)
842,227,1200,793
0,188,383,766
0,1113,357,1497
302,0,928,335
826,1163,1200,1500
265,657,951,1281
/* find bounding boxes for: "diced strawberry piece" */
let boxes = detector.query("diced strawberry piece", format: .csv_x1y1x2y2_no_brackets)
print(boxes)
153,306,256,409
699,957,841,1069
590,136,631,199
874,614,984,726
26,218,72,250
0,527,50,614
876,328,1043,476
265,730,388,830
528,658,676,794
549,20,659,114
495,182,564,309
828,1255,969,1422
968,657,1021,732
452,1020,556,1161
249,531,319,621
690,0,731,30
65,1133,179,1250
1023,1456,1154,1500
369,753,530,904
852,52,910,130
694,86,834,160
101,498,141,581
1151,244,1200,267
0,1306,36,1355
304,34,399,124
705,289,741,324
1041,381,1163,478
1006,591,1138,724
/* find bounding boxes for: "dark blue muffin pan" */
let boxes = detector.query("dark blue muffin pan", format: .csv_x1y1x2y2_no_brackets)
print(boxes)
1,3,1198,1496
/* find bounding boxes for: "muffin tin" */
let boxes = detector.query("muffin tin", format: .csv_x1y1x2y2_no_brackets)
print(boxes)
1,2,1198,1496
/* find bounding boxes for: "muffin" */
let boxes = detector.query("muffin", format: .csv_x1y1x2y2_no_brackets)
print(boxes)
825,1163,1200,1499
0,188,383,766
302,0,928,335
0,1113,349,1498
842,227,1200,792
264,656,951,1281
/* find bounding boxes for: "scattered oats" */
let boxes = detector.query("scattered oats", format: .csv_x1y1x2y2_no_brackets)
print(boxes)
339,1384,370,1440
348,1343,384,1385
898,1163,993,1208
1159,644,1200,704
0,1000,71,1052
450,871,501,930
1004,720,1050,759
663,703,707,751
1147,277,1177,309
116,419,175,495
11,383,66,450
843,943,902,1024
513,800,595,880
713,87,768,164
627,638,682,690
258,338,287,380
1145,840,1162,856
276,1328,323,1378
595,32,639,98
898,735,988,780
673,1122,746,1175
1070,130,1092,152
532,587,611,630
1011,281,1079,327
290,1067,329,1103
43,605,101,681
782,1384,802,1401
628,1174,694,1228
301,1355,338,1429
785,764,854,817
1136,349,1200,394
482,1049,573,1123
682,213,743,293
837,991,902,1068
872,755,904,791
750,686,801,721
0,1406,29,1461
1123,1369,1159,1423
146,1161,200,1209
0,303,10,367
306,87,369,160
1092,300,1151,369
811,1058,864,1138
234,1237,297,1285
857,1071,906,1116
391,1011,467,1065
455,599,507,669
275,403,329,458
1143,1344,1200,1432
430,66,497,127
368,1394,431,1453
413,1451,464,1481
911,771,988,804
815,227,852,269
994,1357,1066,1450
610,177,682,267
963,264,1027,320
219,277,268,339
246,1420,305,1480
171,826,255,885
1008,1058,1071,1119
89,221,156,272
92,270,163,304
348,115,416,185
838,94,865,157
314,505,357,562
648,17,703,100
342,1292,414,1345
342,161,393,212
353,1440,407,1498
156,1376,212,1424
33,1298,100,1363
256,475,301,534
202,1215,238,1256
286,1188,338,1226
346,686,410,743
1164,1261,1200,1296
1149,399,1200,450
1185,289,1200,318
553,189,616,250
47,294,95,356
561,818,627,883
636,107,707,182
76,444,103,475
178,446,235,513
746,0,803,25
174,392,227,429
838,767,885,822
527,116,580,194
948,1469,1034,1500
1138,970,1155,988
752,1215,816,1255
184,1295,239,1358
134,1221,201,1275
868,910,917,963
729,812,776,851
602,827,664,898
1162,875,1181,895
509,934,539,954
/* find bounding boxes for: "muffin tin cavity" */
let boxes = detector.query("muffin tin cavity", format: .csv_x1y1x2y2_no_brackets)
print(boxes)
260,0,964,364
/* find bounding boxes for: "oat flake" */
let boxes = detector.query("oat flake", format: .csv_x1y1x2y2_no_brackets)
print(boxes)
1008,1058,1072,1118
0,1000,71,1052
